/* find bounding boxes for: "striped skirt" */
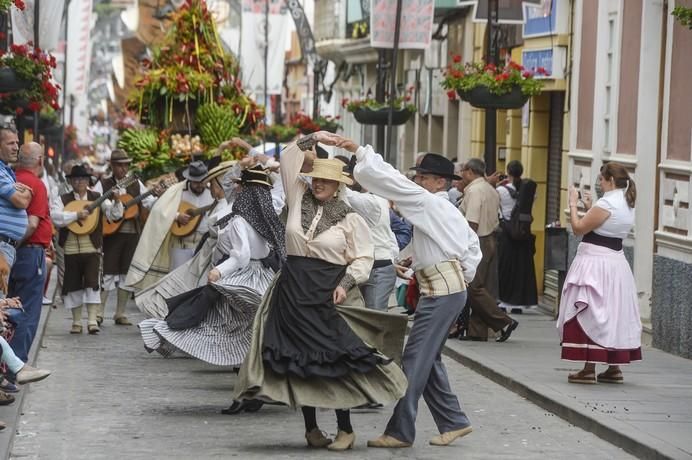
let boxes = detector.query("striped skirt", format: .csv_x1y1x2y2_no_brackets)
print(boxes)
139,261,275,366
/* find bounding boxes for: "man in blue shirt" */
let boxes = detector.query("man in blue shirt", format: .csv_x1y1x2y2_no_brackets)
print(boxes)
0,125,31,296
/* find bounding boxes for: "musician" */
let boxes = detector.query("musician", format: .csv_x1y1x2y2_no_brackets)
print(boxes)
51,165,123,335
94,150,160,327
169,161,215,270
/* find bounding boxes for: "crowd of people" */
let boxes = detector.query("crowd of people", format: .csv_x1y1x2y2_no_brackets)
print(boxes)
0,120,643,445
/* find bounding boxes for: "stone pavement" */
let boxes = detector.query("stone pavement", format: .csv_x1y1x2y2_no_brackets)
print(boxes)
440,308,692,460
5,298,635,460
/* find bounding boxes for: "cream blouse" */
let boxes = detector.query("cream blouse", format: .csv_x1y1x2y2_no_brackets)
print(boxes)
280,145,374,290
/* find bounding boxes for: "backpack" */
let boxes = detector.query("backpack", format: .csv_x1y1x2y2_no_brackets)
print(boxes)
501,179,536,240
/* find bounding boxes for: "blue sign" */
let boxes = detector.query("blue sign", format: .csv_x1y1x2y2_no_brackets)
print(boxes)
522,49,553,77
523,1,558,36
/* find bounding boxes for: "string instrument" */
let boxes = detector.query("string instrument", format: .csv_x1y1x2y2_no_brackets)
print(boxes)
64,175,137,236
170,200,218,237
102,179,175,236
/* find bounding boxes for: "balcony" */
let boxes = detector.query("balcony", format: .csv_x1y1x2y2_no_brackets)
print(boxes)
314,0,378,63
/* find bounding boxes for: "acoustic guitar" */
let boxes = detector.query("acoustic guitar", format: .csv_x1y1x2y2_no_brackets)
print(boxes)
102,179,175,236
65,175,137,236
170,200,218,238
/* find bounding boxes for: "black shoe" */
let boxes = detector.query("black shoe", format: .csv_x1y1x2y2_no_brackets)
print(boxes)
243,399,265,413
221,400,245,415
459,335,487,342
496,319,519,343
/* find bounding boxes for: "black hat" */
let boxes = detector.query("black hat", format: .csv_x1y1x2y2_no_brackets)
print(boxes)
109,149,132,164
66,164,91,178
409,153,461,180
182,161,209,182
237,165,273,187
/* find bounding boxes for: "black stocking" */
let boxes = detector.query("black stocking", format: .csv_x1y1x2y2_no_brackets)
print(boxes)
302,406,317,432
335,409,353,433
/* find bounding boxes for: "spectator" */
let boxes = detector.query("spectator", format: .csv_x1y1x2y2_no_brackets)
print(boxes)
8,143,53,364
459,158,518,342
496,160,538,312
557,162,642,384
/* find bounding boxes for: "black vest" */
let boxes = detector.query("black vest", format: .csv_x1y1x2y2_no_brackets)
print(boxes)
58,191,103,249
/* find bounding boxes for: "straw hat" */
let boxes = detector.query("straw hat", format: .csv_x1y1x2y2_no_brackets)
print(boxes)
302,158,353,185
204,160,236,183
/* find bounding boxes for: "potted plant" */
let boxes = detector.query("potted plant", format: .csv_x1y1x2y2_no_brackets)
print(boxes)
290,112,321,134
315,115,342,133
441,56,545,110
0,0,25,12
342,88,416,126
262,124,298,143
0,43,60,115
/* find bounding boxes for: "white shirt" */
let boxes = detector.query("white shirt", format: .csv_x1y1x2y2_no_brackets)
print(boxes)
353,145,482,282
497,183,516,220
93,179,158,210
593,189,634,239
51,191,123,227
215,215,270,277
343,188,399,261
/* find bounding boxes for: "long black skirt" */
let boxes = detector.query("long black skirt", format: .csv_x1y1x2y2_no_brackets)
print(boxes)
498,231,538,306
262,256,383,379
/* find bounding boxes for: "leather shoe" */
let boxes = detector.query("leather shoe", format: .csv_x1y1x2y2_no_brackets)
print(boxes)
306,428,332,448
328,430,355,451
114,316,132,326
430,426,472,446
367,434,411,448
496,319,519,342
0,391,15,406
16,365,51,385
459,335,487,342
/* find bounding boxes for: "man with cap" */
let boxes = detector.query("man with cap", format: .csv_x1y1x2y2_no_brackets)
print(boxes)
94,149,163,326
169,160,215,270
314,132,481,448
51,165,123,334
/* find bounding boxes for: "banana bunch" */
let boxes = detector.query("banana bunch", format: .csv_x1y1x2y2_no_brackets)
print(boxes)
116,129,159,160
196,103,241,148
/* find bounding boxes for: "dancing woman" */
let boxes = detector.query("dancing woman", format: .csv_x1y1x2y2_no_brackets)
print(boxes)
139,165,284,369
233,140,407,451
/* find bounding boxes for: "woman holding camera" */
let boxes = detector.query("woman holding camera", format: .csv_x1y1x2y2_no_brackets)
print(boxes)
557,162,642,384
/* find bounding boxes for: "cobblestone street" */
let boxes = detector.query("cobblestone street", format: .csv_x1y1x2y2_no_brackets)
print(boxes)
8,301,634,459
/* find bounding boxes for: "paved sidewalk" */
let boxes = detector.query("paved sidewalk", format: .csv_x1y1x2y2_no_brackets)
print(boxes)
438,308,692,460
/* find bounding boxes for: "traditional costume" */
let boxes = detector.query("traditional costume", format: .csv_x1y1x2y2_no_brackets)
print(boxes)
349,148,482,447
50,165,123,334
139,165,284,367
557,188,642,365
95,150,158,326
233,144,408,450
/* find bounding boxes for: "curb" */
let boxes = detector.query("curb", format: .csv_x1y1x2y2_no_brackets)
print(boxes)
0,275,55,460
440,340,685,460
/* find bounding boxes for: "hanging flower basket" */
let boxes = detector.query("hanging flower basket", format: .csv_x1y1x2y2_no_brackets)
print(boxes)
457,85,529,110
353,107,413,126
262,124,298,143
0,68,31,92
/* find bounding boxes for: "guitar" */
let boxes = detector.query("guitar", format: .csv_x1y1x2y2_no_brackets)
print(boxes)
65,175,138,236
170,200,218,237
102,179,175,236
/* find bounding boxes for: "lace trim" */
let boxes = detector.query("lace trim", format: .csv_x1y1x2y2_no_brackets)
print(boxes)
300,190,354,239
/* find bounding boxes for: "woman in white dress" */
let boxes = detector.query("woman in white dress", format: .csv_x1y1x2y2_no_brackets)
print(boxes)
557,162,642,384
139,164,285,368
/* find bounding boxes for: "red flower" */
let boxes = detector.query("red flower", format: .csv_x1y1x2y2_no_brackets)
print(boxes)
13,0,26,10
536,66,548,75
341,98,350,108
15,107,23,116
447,90,457,101
27,101,42,112
484,63,497,72
452,54,462,63
522,71,533,78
